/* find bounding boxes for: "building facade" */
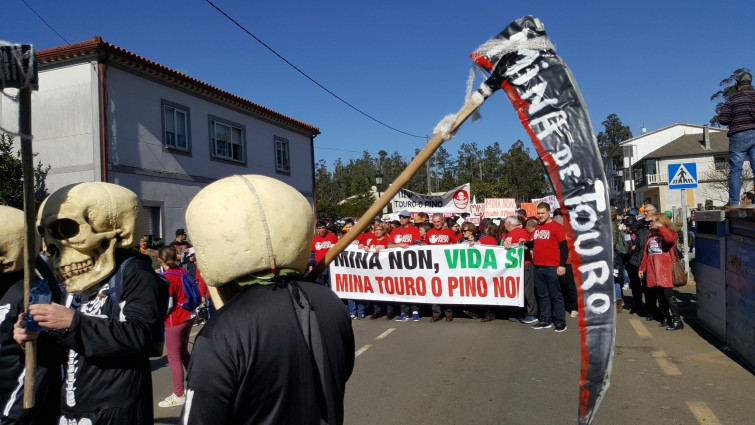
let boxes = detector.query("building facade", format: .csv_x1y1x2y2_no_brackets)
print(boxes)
1,37,320,243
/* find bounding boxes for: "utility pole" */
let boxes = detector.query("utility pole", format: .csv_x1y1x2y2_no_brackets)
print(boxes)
426,135,431,194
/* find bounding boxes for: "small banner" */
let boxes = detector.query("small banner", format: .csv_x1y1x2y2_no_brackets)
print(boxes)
531,194,560,212
483,198,517,218
519,203,538,217
391,183,471,214
330,245,524,306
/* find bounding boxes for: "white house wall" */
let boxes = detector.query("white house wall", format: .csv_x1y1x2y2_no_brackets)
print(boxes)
2,60,101,191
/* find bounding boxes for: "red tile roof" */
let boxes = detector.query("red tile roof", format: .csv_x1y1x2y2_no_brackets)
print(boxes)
36,36,320,136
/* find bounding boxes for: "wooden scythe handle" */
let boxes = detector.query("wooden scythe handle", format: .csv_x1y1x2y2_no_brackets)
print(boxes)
308,97,484,280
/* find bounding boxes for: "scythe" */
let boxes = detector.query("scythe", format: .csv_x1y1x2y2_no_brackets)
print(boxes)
310,16,614,425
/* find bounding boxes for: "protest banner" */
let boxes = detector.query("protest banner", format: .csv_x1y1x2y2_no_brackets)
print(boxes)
531,194,560,211
469,202,485,218
330,245,524,306
391,183,471,214
483,198,517,218
519,203,538,217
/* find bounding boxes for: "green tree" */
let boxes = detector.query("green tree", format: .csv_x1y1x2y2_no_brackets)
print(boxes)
710,67,751,126
498,140,550,202
0,133,50,209
596,114,633,164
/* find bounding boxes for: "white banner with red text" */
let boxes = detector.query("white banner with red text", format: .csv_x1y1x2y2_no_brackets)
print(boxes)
390,183,471,214
329,244,524,306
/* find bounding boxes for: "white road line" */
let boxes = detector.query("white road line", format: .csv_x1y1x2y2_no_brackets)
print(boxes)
375,328,395,340
686,401,722,425
628,319,652,339
651,349,682,375
355,344,372,358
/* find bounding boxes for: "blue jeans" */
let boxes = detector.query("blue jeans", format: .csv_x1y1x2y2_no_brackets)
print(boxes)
348,300,366,317
534,266,565,326
728,129,755,205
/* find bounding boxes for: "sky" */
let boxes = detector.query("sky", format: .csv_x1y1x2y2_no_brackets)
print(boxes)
4,0,754,171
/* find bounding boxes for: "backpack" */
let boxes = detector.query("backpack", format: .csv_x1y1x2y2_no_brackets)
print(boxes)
105,256,168,357
163,268,202,311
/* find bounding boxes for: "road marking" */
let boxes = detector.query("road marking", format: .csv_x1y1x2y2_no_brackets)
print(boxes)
687,351,740,368
628,319,652,339
651,349,681,375
686,401,722,425
355,344,372,358
375,328,395,340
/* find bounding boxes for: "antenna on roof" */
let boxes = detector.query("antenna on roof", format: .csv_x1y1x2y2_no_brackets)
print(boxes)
641,123,647,134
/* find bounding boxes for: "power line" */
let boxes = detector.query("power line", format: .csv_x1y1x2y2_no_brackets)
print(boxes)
203,0,424,139
21,0,71,45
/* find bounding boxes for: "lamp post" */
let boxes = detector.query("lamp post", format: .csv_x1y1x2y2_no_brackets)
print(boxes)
375,170,387,215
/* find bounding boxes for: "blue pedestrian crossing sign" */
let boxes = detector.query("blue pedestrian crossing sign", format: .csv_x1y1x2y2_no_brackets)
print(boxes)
668,163,698,189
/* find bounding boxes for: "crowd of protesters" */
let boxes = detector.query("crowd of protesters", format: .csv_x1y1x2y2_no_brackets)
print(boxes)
313,201,691,333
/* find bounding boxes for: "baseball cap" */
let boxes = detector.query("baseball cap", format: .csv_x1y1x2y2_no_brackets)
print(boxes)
398,210,411,217
175,228,186,236
664,210,673,218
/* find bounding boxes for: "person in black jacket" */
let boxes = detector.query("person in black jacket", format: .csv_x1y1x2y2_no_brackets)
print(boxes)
0,205,62,424
13,182,168,425
181,174,355,425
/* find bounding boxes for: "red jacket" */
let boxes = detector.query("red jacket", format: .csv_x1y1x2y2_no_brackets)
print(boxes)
639,225,677,288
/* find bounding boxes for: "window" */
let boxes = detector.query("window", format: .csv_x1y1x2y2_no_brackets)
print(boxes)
162,101,190,151
210,118,245,162
714,155,728,170
274,137,290,174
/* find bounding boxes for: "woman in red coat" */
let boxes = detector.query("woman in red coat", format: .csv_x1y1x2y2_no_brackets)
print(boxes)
639,213,683,330
156,246,196,407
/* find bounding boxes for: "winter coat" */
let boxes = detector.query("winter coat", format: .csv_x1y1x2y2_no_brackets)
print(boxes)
639,224,677,288
628,218,650,267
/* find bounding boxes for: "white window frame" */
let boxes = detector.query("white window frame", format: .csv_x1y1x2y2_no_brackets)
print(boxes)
274,136,290,174
209,117,245,163
162,101,190,152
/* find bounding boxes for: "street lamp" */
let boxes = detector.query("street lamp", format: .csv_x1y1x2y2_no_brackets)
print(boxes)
375,169,387,215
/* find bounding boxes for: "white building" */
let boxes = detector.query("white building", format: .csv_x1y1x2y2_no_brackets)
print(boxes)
1,37,320,242
606,123,728,209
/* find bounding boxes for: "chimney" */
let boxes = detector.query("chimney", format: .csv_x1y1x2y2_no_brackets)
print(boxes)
703,126,710,150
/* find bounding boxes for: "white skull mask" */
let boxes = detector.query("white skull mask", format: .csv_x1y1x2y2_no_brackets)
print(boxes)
186,174,313,289
0,206,39,273
38,182,143,292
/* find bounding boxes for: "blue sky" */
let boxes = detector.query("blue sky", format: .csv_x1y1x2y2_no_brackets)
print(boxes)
4,0,754,170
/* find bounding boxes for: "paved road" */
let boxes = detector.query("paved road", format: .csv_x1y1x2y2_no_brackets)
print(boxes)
151,285,754,424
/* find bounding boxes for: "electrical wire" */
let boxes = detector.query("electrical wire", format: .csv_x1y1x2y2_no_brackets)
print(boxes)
203,0,424,139
21,0,71,45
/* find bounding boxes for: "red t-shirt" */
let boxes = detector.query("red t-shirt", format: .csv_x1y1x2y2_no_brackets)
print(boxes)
532,220,566,267
389,225,422,245
164,267,192,327
503,227,533,264
425,228,457,245
357,231,376,247
478,236,498,246
366,235,391,250
311,232,338,262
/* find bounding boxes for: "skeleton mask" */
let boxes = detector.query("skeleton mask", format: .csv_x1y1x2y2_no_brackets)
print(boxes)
0,206,39,273
186,174,313,289
38,182,143,292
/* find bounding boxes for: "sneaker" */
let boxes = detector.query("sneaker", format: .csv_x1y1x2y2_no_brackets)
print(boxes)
520,315,538,324
358,314,365,320
395,313,410,322
555,323,567,333
350,314,357,320
531,321,552,330
412,311,420,321
158,393,186,408
570,310,578,318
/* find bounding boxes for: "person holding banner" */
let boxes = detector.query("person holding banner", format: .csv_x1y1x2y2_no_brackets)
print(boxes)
502,216,539,324
359,222,395,320
525,203,568,332
425,214,458,322
389,211,422,321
